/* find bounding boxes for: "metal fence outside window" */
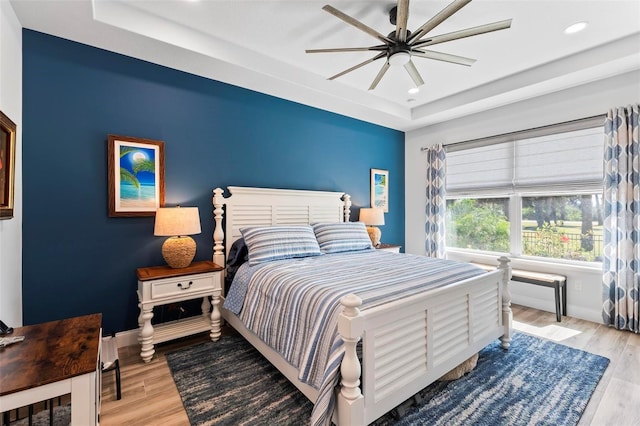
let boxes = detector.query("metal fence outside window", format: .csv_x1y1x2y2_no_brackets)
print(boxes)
522,231,603,260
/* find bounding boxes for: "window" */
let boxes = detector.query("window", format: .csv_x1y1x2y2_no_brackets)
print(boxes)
444,119,604,264
521,195,603,262
446,198,509,253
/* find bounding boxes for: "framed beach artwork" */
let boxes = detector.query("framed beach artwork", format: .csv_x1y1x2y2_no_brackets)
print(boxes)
0,110,17,220
108,135,165,217
371,168,389,213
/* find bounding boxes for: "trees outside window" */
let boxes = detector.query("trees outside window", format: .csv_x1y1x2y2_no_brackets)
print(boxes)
446,198,509,253
521,195,603,262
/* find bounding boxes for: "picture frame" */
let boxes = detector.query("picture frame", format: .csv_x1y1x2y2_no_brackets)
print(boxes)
108,135,165,217
371,168,389,213
0,110,17,220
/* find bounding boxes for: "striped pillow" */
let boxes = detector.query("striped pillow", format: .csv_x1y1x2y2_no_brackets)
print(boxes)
313,222,374,254
240,225,323,266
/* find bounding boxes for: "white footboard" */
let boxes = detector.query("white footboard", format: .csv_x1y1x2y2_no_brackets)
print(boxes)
337,256,512,425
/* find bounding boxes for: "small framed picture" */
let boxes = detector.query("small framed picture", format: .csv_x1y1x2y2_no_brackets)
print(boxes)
0,110,17,220
371,168,389,213
108,135,165,217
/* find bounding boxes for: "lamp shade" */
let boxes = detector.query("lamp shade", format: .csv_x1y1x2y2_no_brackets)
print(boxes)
359,207,385,226
154,207,201,237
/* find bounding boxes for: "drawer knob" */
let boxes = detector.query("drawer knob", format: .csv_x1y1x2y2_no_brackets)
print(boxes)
177,281,193,290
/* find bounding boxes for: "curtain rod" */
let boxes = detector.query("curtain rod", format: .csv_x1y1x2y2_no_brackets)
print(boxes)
420,114,605,153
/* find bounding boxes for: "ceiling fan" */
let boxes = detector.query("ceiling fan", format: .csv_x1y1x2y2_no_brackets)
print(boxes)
306,0,512,90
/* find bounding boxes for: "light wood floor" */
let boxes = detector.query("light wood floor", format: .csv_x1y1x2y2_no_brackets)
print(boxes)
99,305,640,426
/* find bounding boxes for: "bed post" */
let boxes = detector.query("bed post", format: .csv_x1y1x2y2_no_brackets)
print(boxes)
337,293,364,426
342,194,351,222
213,187,225,267
498,256,513,349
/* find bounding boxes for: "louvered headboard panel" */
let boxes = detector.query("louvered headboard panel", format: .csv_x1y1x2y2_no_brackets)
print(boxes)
212,186,351,267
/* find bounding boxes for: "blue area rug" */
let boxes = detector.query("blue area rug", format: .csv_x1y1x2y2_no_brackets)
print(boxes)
166,332,609,426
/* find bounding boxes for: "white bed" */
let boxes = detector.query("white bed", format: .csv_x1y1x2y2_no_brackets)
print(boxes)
209,186,512,425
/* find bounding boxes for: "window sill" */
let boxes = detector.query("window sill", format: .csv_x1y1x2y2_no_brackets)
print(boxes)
446,249,602,275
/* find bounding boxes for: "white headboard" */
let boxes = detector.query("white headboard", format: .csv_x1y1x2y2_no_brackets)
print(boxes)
212,186,351,267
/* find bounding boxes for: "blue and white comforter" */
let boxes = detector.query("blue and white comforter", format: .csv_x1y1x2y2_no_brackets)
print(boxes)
224,250,484,425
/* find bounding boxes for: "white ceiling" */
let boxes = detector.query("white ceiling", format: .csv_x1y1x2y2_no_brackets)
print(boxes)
10,0,640,131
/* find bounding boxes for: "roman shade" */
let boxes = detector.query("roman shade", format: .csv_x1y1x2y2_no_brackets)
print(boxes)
446,126,603,197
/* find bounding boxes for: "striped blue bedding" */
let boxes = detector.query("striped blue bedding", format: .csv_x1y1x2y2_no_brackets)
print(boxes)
223,250,485,425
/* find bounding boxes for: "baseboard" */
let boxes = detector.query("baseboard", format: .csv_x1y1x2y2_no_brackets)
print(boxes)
511,294,602,324
511,294,556,315
115,328,139,349
566,305,602,324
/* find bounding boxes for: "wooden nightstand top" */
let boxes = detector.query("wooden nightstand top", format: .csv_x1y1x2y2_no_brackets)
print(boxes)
376,243,401,251
137,260,223,281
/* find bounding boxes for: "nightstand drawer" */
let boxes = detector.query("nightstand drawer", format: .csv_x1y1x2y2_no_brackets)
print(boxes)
376,244,401,253
150,274,215,299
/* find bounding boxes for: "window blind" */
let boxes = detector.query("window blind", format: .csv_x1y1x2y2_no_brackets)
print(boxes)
446,142,514,195
446,126,603,196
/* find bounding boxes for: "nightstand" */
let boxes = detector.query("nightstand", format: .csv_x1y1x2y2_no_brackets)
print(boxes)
376,243,401,253
136,260,223,363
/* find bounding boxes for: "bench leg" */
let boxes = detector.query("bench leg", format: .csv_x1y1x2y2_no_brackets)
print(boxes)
115,359,122,400
562,282,567,317
554,283,561,322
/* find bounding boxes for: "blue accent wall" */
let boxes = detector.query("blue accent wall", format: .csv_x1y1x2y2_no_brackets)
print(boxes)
22,30,405,333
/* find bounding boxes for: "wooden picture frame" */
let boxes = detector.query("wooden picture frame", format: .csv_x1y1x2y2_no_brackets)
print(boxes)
0,110,17,220
370,168,389,213
108,135,165,217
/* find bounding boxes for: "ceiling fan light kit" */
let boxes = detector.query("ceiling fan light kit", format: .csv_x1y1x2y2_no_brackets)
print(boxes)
389,51,411,67
306,0,512,91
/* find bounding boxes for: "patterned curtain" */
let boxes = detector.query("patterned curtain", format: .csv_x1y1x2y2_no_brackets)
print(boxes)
425,144,446,258
603,104,640,333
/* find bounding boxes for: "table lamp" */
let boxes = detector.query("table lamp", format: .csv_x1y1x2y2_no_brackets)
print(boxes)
359,207,385,247
154,206,202,268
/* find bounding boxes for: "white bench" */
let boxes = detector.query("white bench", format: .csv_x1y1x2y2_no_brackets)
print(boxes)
472,263,567,322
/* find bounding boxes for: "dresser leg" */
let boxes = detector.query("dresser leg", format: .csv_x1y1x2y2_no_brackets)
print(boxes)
140,306,155,363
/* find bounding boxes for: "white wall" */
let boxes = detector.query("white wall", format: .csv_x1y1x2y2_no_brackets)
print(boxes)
0,1,22,326
406,70,640,323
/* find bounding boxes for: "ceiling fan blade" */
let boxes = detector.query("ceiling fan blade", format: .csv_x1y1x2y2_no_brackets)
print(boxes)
412,19,513,48
411,49,476,66
322,5,393,44
404,60,425,87
306,45,387,54
328,52,386,80
407,0,472,43
369,61,390,90
395,0,410,42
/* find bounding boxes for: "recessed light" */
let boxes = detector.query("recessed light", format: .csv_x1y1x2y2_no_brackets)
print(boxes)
564,22,588,34
407,98,416,103
408,87,420,94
